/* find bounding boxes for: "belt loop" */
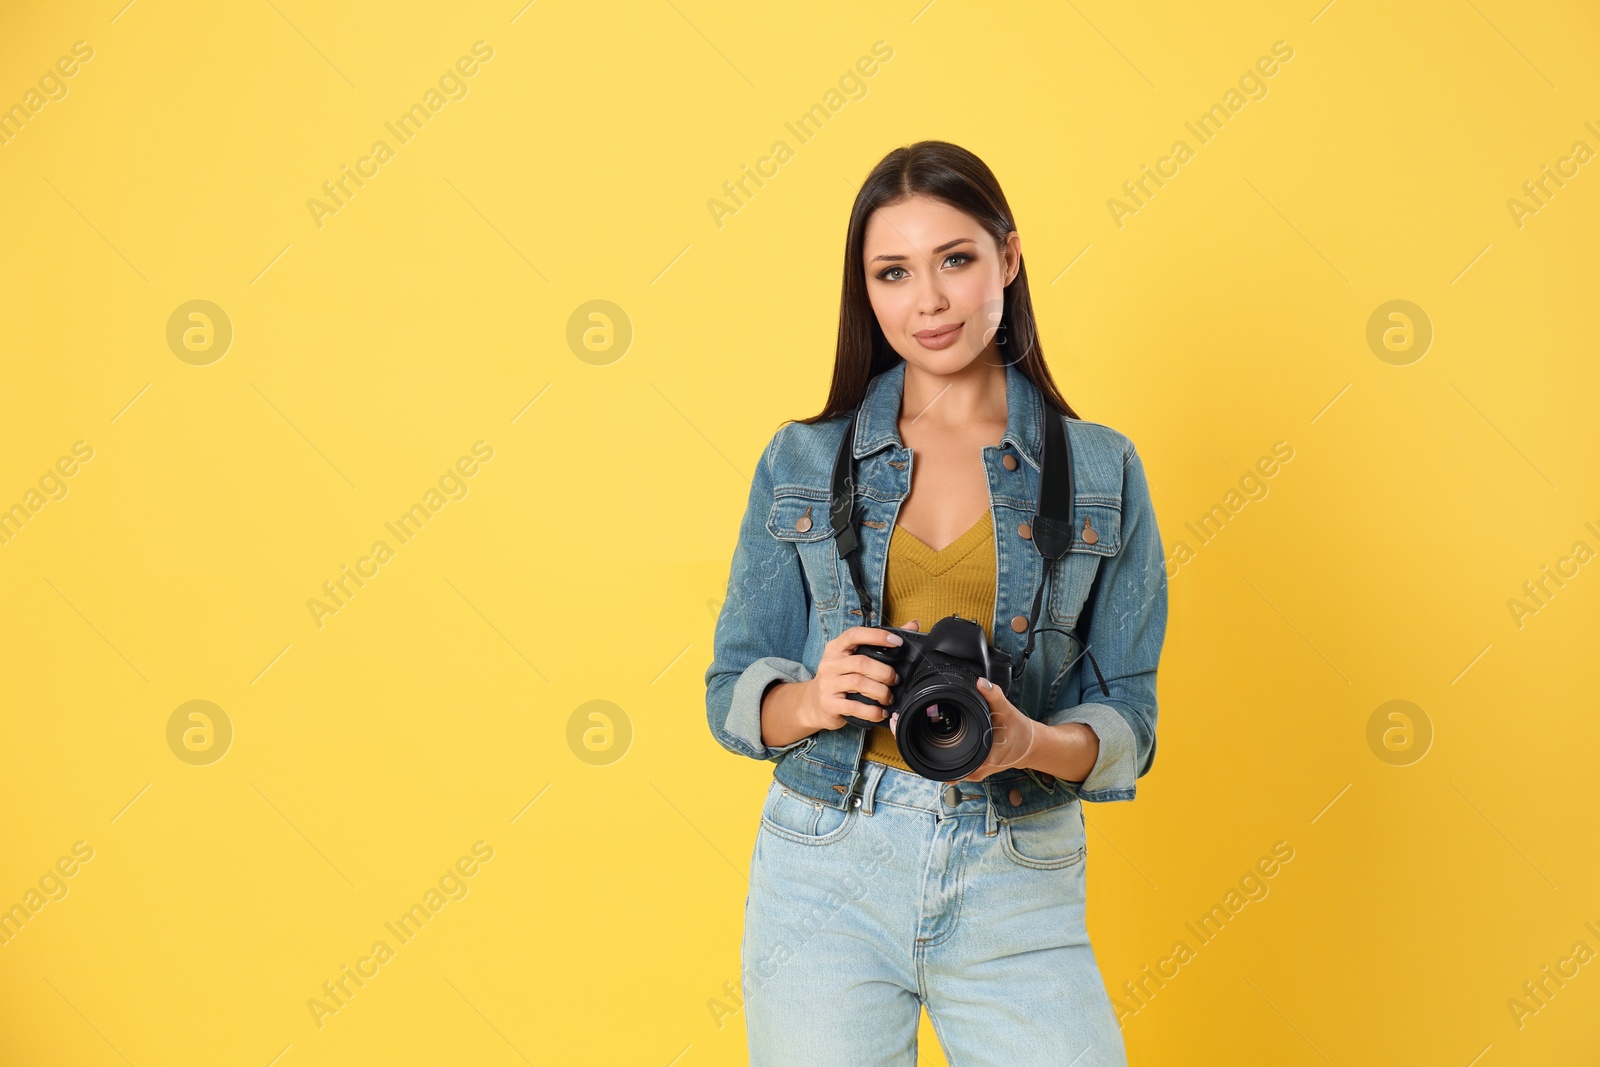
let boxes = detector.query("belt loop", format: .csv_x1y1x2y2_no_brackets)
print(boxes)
983,784,998,836
857,761,886,815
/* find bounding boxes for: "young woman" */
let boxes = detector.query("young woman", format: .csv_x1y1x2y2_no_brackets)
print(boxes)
705,140,1168,1067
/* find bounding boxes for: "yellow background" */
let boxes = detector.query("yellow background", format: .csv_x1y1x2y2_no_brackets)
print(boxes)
2,0,1598,1063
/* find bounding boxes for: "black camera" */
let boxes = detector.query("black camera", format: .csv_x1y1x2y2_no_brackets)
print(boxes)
840,615,1016,781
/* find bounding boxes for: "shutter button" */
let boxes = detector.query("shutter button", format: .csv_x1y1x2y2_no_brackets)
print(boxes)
942,784,961,808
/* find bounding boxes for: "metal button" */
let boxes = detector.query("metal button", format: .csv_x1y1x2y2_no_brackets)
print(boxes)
794,506,812,533
943,784,962,808
1008,788,1022,807
1081,515,1098,544
1038,772,1056,788
1002,454,1019,471
1017,522,1032,540
1010,615,1029,633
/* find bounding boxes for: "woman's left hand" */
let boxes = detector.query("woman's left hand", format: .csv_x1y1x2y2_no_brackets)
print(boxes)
954,676,1043,782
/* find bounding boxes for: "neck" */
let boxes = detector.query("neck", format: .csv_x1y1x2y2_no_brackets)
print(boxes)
899,353,1006,432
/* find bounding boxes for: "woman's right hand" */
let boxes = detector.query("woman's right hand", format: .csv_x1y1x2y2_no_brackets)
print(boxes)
804,620,920,731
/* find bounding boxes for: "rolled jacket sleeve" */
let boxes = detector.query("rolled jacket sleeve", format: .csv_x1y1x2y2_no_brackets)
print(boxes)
704,431,819,763
1048,445,1168,802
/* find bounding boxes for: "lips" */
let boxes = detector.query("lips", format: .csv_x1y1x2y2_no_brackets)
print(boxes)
913,322,965,350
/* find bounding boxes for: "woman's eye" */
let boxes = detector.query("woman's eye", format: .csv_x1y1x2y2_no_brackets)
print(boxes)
875,253,969,282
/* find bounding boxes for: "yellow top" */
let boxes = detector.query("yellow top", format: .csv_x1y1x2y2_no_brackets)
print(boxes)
862,510,997,773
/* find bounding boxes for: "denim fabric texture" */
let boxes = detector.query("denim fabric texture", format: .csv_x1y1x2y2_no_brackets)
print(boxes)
741,761,1129,1065
706,357,1169,815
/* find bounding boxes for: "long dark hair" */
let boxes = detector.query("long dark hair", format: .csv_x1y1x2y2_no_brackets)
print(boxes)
794,140,1081,426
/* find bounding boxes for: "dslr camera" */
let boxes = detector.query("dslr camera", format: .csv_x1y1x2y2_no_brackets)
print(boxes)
840,615,1016,781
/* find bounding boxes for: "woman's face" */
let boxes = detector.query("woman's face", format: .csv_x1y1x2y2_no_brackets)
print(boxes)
862,194,1021,374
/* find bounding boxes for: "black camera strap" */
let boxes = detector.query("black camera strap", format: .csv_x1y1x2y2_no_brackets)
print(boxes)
828,391,1109,696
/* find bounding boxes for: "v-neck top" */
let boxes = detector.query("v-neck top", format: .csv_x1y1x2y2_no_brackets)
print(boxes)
891,511,994,570
861,511,998,773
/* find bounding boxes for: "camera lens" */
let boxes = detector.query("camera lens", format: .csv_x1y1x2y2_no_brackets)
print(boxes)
897,683,991,780
921,702,964,745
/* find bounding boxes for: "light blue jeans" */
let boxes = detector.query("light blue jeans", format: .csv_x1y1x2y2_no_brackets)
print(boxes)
742,760,1128,1066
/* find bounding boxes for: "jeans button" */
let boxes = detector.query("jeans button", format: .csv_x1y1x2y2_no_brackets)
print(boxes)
942,784,961,808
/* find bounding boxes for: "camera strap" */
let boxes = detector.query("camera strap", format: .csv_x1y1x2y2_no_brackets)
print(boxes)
828,389,1106,693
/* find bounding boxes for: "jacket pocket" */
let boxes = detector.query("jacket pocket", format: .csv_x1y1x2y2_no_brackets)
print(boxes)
766,489,842,611
1047,500,1121,626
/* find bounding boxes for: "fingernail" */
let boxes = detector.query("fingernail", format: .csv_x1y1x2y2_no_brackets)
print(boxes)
886,633,903,645
978,677,992,690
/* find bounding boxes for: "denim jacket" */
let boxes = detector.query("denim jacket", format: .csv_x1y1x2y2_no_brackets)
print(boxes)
704,358,1168,817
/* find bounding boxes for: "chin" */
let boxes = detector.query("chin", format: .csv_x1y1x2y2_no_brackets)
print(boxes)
903,347,982,375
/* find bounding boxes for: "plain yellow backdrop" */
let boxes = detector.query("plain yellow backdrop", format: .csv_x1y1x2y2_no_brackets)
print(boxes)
1,1,1597,1063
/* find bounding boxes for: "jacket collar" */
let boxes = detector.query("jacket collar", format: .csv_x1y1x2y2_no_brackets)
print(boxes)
851,357,1045,471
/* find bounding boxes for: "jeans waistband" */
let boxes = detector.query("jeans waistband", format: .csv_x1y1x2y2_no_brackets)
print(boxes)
854,761,1002,836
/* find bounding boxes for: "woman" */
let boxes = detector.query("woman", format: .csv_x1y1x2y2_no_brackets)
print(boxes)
705,140,1168,1067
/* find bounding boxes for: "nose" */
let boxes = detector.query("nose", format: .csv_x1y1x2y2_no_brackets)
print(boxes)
914,256,949,314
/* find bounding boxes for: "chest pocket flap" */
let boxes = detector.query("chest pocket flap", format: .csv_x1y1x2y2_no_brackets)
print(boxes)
1048,499,1121,625
1066,499,1120,557
766,489,842,610
766,490,833,543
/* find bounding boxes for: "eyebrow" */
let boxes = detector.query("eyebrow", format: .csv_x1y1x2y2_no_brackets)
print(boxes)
869,237,977,264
